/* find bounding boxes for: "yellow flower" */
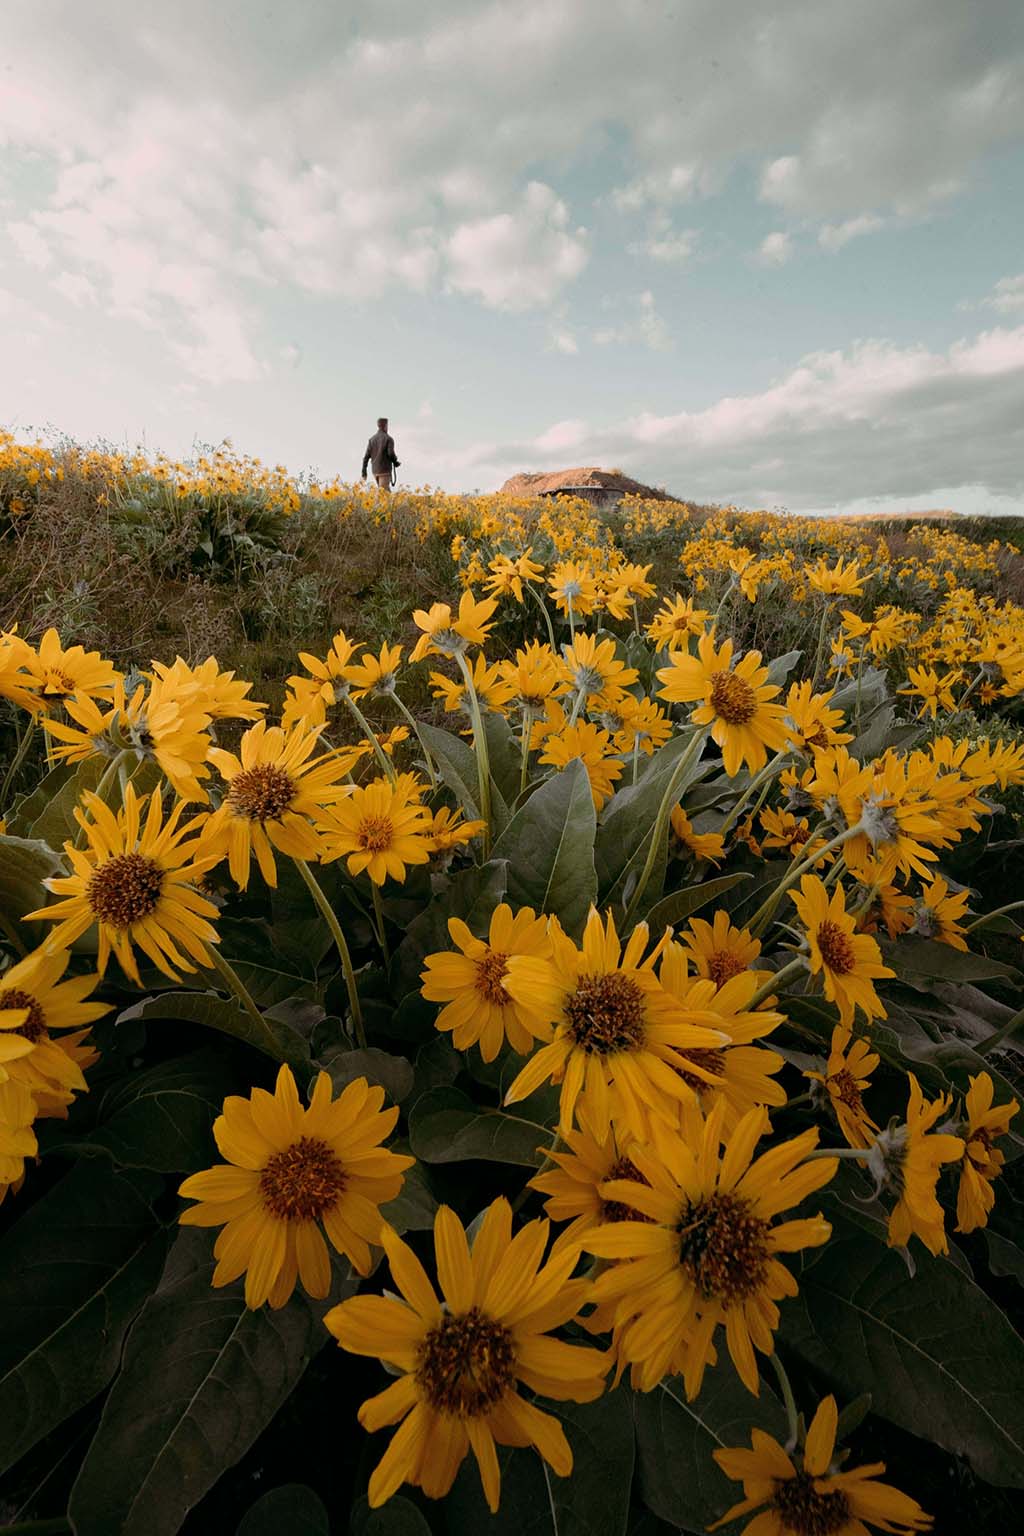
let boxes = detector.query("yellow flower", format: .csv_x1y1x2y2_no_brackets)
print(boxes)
679,911,766,990
0,946,108,1100
21,627,119,710
0,630,43,713
899,665,958,719
323,1200,608,1512
424,806,486,853
954,1071,1019,1234
805,1025,880,1149
291,630,361,710
499,641,569,710
561,632,638,705
206,721,360,890
670,805,725,866
148,656,266,721
179,1064,413,1307
322,775,434,885
530,1117,649,1249
483,548,544,602
711,1394,932,1534
784,680,852,752
647,594,711,650
657,630,788,777
882,1075,964,1255
410,590,497,662
806,556,868,597
26,784,221,985
502,909,728,1141
539,720,624,809
0,1077,38,1204
791,876,894,1028
340,642,403,699
584,1101,836,1394
430,654,515,717
548,560,600,618
602,695,673,756
910,875,970,949
421,903,554,1061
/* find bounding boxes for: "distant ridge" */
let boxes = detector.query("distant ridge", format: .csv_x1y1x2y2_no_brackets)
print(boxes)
498,466,674,500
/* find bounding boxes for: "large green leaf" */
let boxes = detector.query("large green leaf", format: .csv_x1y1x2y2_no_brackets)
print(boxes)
481,712,523,810
0,1163,165,1476
381,1142,438,1233
351,1494,432,1536
316,1044,415,1102
782,1202,1024,1488
644,872,753,933
236,1484,330,1535
9,757,91,841
595,730,705,909
0,832,63,926
409,1086,554,1168
492,758,597,936
390,858,508,1007
68,1228,356,1536
444,1388,635,1536
635,1360,787,1532
90,1049,236,1172
419,721,511,832
882,936,1021,990
118,989,310,1067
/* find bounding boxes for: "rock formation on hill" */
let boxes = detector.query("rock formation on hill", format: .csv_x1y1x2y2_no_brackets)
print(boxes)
498,466,674,505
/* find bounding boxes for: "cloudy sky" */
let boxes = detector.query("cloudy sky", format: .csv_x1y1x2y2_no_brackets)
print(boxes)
2,0,1023,513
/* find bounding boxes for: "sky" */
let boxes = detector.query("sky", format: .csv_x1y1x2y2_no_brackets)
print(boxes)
2,0,1024,514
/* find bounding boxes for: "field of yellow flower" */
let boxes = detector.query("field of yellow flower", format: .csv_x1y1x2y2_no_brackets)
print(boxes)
1,428,1024,1534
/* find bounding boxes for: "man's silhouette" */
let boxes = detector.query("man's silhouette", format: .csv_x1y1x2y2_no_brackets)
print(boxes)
362,417,400,491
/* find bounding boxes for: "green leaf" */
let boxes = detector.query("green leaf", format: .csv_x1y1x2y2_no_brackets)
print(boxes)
493,758,597,936
409,1086,553,1167
8,757,85,838
351,1493,432,1536
635,1360,788,1532
765,648,802,685
236,1484,330,1536
782,1202,1024,1488
381,1143,438,1233
118,989,310,1067
316,1044,415,1102
0,832,63,926
69,1227,356,1536
880,936,1021,989
595,730,705,909
0,1163,165,1477
91,1050,236,1172
445,1388,635,1536
419,721,511,831
390,858,508,1006
481,712,523,809
644,872,753,932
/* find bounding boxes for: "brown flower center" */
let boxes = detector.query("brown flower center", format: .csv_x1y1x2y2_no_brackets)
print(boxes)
416,1307,516,1415
674,1046,727,1095
228,764,296,822
357,814,395,852
677,1191,770,1306
0,987,47,1042
259,1135,346,1221
816,921,856,975
709,670,757,726
601,1154,652,1223
771,1473,851,1534
87,852,164,928
564,972,646,1055
474,949,510,1005
828,1067,863,1109
42,669,78,698
706,949,747,988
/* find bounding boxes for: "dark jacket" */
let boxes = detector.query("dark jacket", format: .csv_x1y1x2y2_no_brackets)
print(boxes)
363,430,399,477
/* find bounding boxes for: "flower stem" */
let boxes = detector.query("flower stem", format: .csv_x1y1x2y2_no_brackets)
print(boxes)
371,880,391,967
768,1351,800,1451
455,650,492,859
965,900,1024,934
622,726,708,929
747,956,807,1009
525,582,557,649
74,749,130,848
293,858,367,1047
719,750,787,840
811,598,835,690
748,821,863,938
804,1145,872,1160
344,694,396,785
0,714,37,808
976,1003,1024,1058
520,704,533,796
392,693,437,787
205,946,282,1059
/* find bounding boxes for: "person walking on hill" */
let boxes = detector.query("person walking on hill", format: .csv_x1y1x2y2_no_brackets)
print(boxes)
362,417,400,491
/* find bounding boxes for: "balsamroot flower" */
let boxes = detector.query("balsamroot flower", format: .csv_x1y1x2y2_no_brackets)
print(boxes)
805,1026,880,1149
791,876,894,1028
321,775,434,884
657,630,788,777
0,945,107,1100
711,1394,932,1534
179,1065,413,1307
324,1200,609,1512
421,903,554,1061
954,1071,1019,1234
870,1075,964,1255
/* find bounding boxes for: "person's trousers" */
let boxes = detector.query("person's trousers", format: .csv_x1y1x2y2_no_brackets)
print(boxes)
375,473,390,490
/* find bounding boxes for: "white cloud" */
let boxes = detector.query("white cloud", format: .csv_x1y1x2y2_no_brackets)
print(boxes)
611,163,701,210
818,213,886,251
550,330,579,355
445,182,588,310
7,220,52,269
758,231,794,266
594,291,671,352
445,322,1024,507
982,273,1024,314
628,214,699,264
51,271,97,306
534,418,587,452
